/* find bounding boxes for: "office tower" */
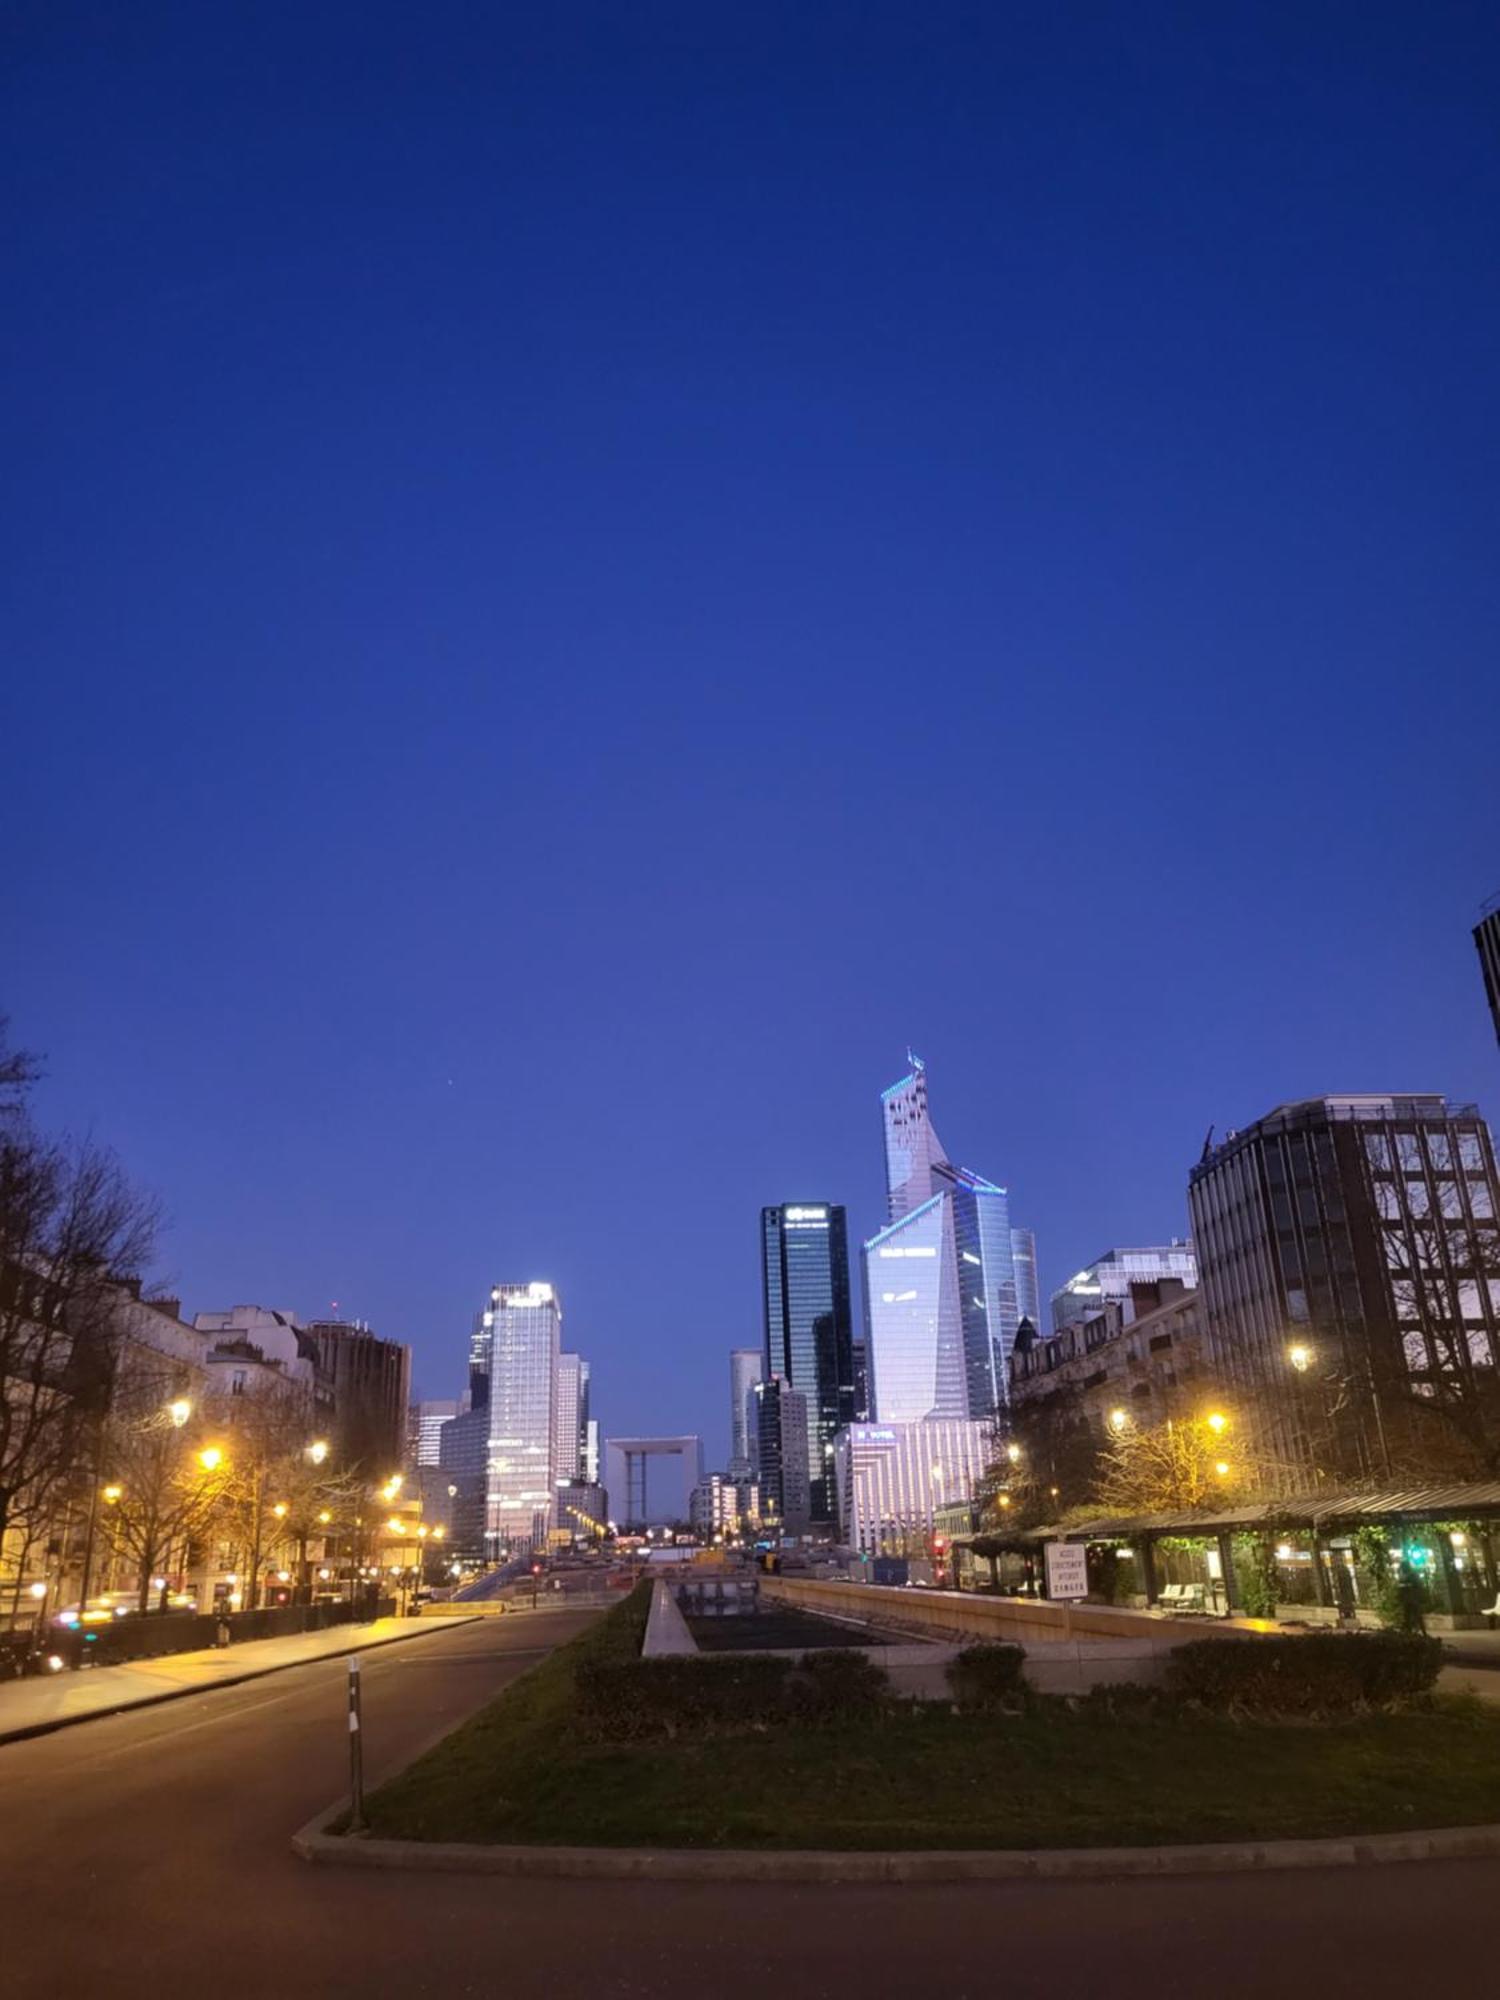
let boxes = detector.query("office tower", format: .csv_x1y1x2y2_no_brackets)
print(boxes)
467,1309,492,1412
761,1205,855,1525
1051,1243,1198,1333
409,1397,458,1467
552,1352,590,1487
437,1406,489,1558
863,1057,1020,1425
301,1319,412,1476
1011,1228,1041,1335
481,1281,561,1555
1189,1097,1500,1482
728,1347,764,1475
752,1377,810,1535
834,1418,994,1554
1477,896,1500,1049
583,1417,600,1484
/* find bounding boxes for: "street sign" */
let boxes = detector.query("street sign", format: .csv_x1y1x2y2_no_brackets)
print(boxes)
1044,1541,1089,1601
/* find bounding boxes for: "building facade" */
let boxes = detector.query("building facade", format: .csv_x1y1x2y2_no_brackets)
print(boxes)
479,1281,561,1555
689,1472,740,1538
603,1436,703,1528
1050,1244,1198,1334
552,1352,590,1488
751,1377,810,1535
300,1319,411,1478
862,1058,1023,1427
1189,1096,1500,1481
834,1418,994,1555
1011,1227,1041,1335
760,1204,855,1524
1010,1282,1205,1435
728,1346,763,1477
437,1405,489,1558
408,1397,459,1468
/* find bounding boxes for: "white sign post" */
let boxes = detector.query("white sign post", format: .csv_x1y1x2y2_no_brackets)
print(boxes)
1044,1540,1089,1602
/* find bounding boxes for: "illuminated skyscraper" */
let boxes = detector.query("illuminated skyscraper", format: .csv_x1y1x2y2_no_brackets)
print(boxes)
553,1352,590,1488
862,1057,1023,1424
481,1281,560,1555
760,1205,855,1525
728,1347,764,1477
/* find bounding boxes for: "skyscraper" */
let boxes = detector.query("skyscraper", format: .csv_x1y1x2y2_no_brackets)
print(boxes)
862,1057,1021,1425
752,1376,811,1535
760,1205,855,1525
728,1347,763,1476
552,1352,590,1488
301,1319,412,1476
1011,1227,1041,1335
481,1281,561,1555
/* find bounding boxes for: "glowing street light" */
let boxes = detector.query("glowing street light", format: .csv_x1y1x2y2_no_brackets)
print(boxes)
102,1483,122,1505
1206,1411,1228,1434
197,1446,223,1472
1108,1408,1129,1434
1214,1460,1231,1479
1005,1442,1022,1465
1288,1344,1313,1374
272,1501,288,1520
168,1398,192,1427
318,1509,332,1524
307,1439,329,1465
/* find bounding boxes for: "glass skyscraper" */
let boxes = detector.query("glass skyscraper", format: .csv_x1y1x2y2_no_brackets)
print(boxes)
728,1346,764,1477
480,1281,560,1555
760,1204,855,1525
863,1057,1025,1425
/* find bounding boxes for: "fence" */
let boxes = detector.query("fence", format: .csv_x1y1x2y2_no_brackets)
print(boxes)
55,1595,396,1669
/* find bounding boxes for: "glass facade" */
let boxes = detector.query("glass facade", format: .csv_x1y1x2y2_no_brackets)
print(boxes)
863,1060,1026,1425
1189,1098,1500,1480
1051,1244,1198,1333
483,1281,560,1555
1011,1226,1041,1333
752,1376,810,1533
552,1352,589,1488
728,1347,763,1475
760,1205,855,1525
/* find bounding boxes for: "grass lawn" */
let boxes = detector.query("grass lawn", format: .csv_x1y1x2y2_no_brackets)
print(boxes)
360,1587,1500,1851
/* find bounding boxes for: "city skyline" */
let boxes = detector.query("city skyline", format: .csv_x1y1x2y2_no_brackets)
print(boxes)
6,6,1499,1465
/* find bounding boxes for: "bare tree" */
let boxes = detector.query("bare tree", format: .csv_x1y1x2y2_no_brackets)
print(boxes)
0,1028,159,1574
99,1370,231,1611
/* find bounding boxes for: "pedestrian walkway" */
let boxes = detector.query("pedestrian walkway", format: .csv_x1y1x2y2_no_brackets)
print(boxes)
0,1615,478,1746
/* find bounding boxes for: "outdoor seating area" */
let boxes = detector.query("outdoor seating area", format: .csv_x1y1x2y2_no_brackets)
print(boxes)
951,1480,1500,1630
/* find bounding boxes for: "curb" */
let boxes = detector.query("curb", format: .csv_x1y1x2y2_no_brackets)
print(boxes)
289,1806,1500,1883
0,1616,482,1749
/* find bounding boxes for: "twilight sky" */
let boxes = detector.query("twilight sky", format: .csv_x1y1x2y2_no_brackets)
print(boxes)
4,3,1498,1466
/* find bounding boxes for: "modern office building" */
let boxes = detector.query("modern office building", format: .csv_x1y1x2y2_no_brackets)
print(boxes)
408,1397,459,1467
751,1376,811,1535
689,1473,740,1538
467,1311,492,1413
552,1352,590,1488
1189,1097,1500,1481
850,1338,870,1421
301,1319,412,1477
834,1418,994,1555
583,1417,600,1484
437,1405,489,1559
556,1479,609,1541
760,1204,855,1524
728,1347,764,1476
1050,1244,1198,1334
481,1281,561,1555
1476,895,1500,1049
1011,1227,1041,1334
863,1057,1022,1425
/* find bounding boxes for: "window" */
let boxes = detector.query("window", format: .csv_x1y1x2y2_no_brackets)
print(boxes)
1459,1132,1485,1172
1467,1331,1494,1370
1376,1183,1402,1221
1397,1134,1423,1172
1366,1134,1393,1171
1428,1133,1452,1170
1472,1183,1495,1220
1391,1280,1419,1317
1403,1330,1429,1372
1407,1181,1431,1218
231,1370,246,1396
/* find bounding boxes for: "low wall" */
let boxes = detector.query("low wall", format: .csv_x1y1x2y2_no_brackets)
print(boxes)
760,1576,1269,1669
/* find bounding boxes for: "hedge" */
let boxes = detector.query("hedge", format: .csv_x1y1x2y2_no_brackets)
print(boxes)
575,1648,894,1741
1166,1630,1443,1716
945,1643,1028,1712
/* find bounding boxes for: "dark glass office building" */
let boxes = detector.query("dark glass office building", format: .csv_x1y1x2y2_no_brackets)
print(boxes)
761,1203,856,1526
1476,897,1500,1049
1188,1096,1500,1482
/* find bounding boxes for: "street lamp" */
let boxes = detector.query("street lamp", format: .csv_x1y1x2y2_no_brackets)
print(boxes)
102,1483,122,1505
1288,1344,1313,1374
1214,1460,1231,1479
1006,1442,1022,1465
1206,1411,1228,1435
168,1398,192,1428
1108,1408,1129,1434
308,1439,329,1465
197,1446,223,1472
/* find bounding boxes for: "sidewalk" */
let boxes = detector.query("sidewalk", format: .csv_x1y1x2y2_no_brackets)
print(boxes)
0,1615,478,1747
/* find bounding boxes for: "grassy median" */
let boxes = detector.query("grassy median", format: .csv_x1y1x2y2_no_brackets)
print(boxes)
361,1587,1500,1851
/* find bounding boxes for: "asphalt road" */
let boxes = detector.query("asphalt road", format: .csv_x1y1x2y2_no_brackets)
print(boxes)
1,1609,1497,1999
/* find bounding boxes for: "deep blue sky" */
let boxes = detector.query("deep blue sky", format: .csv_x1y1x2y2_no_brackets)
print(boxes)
5,3,1498,1465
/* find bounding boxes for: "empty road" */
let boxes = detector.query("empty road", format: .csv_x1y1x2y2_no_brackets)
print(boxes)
1,1609,1496,1998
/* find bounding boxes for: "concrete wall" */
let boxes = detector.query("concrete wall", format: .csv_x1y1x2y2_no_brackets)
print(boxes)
760,1575,1269,1668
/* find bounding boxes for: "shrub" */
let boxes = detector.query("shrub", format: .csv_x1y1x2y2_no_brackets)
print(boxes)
945,1643,1028,1712
788,1648,891,1722
575,1654,792,1741
1166,1630,1442,1717
1072,1679,1180,1722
